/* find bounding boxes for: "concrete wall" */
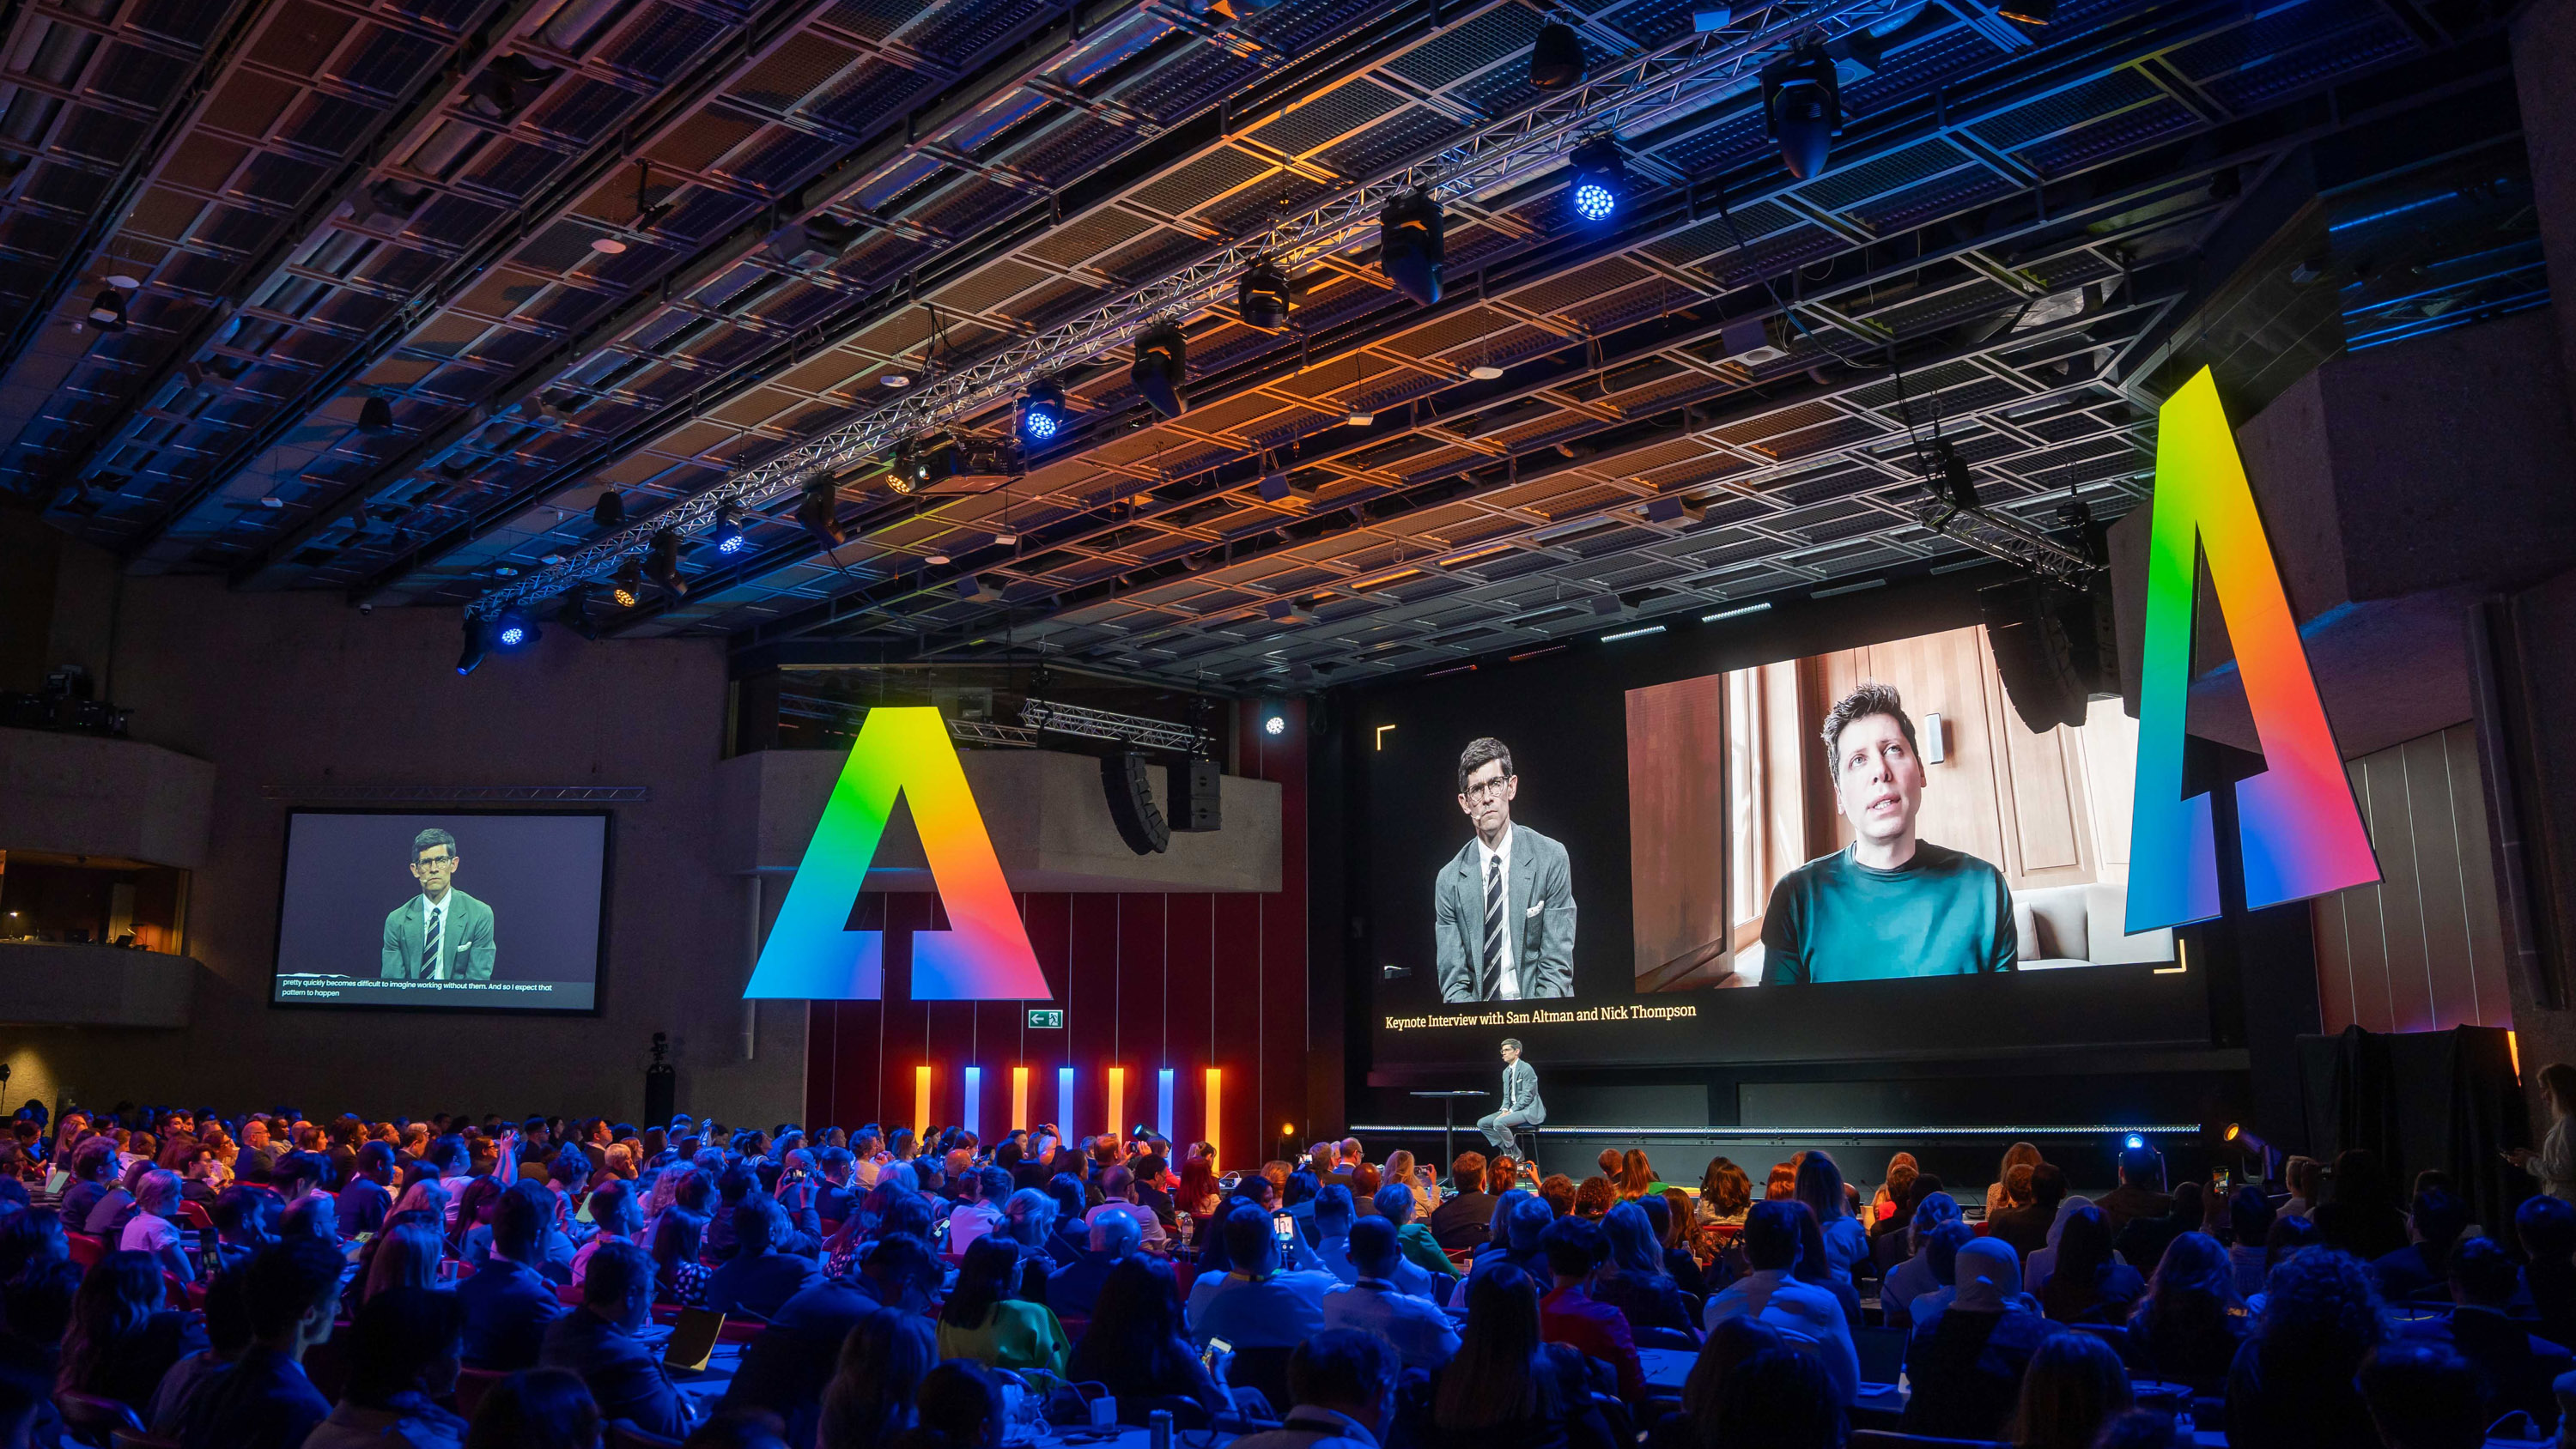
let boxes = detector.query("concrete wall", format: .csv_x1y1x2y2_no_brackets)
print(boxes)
0,560,804,1127
0,730,216,869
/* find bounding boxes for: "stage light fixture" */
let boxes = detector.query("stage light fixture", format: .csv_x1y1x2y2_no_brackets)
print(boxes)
1928,438,1980,515
1762,45,1841,180
1567,136,1626,222
1529,17,1585,90
1020,379,1068,443
610,560,643,608
466,52,556,122
796,476,845,550
1236,257,1292,329
1131,321,1188,419
1377,188,1444,306
767,212,866,269
2123,1132,2147,1151
1263,712,1285,737
645,529,688,598
358,396,395,432
711,500,748,555
456,616,489,676
84,289,125,332
592,488,626,530
1998,0,2055,21
495,609,539,650
562,585,601,641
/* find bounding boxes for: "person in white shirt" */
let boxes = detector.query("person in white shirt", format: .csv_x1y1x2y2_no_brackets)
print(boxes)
943,1167,1006,1254
1703,1200,1858,1404
1188,1204,1339,1350
118,1169,195,1284
1321,1217,1461,1371
1227,1329,1400,1449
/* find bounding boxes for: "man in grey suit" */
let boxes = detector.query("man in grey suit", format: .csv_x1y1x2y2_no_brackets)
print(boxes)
1434,737,1576,1003
381,827,497,980
1478,1039,1546,1162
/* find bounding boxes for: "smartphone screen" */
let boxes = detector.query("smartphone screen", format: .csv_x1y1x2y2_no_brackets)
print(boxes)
1202,1336,1232,1373
1273,1211,1295,1246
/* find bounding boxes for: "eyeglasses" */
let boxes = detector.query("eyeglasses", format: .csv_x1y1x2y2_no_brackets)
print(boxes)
1461,775,1512,801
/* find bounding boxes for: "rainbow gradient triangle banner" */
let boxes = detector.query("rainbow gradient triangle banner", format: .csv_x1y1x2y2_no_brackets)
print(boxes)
2127,367,2379,931
745,706,1050,1001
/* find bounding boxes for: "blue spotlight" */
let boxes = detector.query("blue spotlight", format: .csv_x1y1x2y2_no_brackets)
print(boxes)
494,609,538,650
1022,379,1067,443
712,500,747,555
2123,1132,2147,1151
1568,136,1625,222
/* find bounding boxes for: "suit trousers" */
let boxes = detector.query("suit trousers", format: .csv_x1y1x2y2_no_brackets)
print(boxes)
1478,1110,1537,1159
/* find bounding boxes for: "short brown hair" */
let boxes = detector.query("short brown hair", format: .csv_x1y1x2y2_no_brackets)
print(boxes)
1456,737,1514,794
2006,1162,2037,1205
1820,681,1918,778
1451,1151,1488,1191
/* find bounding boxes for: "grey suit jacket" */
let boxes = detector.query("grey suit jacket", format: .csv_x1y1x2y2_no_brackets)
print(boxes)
380,889,496,980
1434,824,1576,1003
1501,1058,1546,1124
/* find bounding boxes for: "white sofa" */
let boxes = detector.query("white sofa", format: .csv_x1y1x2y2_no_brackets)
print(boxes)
2013,882,2175,969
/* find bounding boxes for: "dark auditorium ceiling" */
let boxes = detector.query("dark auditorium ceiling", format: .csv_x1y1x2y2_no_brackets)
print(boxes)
0,0,2542,692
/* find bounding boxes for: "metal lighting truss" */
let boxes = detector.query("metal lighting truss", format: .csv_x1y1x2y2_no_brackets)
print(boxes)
1907,496,2106,583
468,0,1912,621
1018,699,1204,753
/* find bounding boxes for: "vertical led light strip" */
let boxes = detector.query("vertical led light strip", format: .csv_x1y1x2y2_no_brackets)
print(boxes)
2129,367,2379,929
744,706,1049,1000
1106,1067,1126,1142
1204,1067,1223,1169
1011,1066,1030,1135
963,1066,981,1141
1057,1067,1075,1139
1157,1068,1175,1143
913,1064,933,1144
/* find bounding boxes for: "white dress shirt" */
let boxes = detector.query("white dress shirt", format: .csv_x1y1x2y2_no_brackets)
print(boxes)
418,892,449,979
1474,826,1519,1000
1321,1277,1461,1370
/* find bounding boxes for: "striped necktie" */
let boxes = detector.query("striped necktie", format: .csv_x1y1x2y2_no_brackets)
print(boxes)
1482,855,1505,998
423,902,443,980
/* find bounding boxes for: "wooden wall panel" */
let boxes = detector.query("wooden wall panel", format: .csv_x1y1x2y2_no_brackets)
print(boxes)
1625,673,1728,981
2313,722,2511,1034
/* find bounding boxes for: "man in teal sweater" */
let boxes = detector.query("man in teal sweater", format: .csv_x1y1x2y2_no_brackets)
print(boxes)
1759,682,2015,985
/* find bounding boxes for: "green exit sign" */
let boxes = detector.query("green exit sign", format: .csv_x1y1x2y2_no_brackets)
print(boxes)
1028,1009,1065,1029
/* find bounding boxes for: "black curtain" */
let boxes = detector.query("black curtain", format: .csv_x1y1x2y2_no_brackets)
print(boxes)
2296,1024,2531,1234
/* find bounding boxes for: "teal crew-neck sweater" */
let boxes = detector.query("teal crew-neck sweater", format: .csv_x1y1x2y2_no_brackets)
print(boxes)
1757,841,2016,985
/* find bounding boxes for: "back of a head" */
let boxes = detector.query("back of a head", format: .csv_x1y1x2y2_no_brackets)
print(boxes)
820,1307,935,1449
1742,1199,1803,1273
1314,1183,1355,1230
2445,1234,2518,1308
493,1179,549,1261
1436,1264,1546,1429
2,1258,79,1348
1709,1346,1844,1449
2519,1192,2576,1261
1602,1199,1661,1275
1221,1202,1273,1270
583,1239,656,1320
2255,1246,2385,1371
2411,1189,2469,1260
1794,1151,1846,1222
1346,1213,1399,1275
978,1166,1012,1204
345,1286,466,1406
1372,1183,1413,1225
1452,1152,1487,1194
907,1360,1003,1449
1682,1317,1783,1423
465,1367,602,1449
1506,1193,1553,1252
1911,1191,1959,1234
2359,1340,2483,1449
943,1236,1021,1330
733,1194,783,1254
1086,1205,1142,1257
2117,1147,2162,1190
2229,1184,2275,1246
1290,1328,1396,1416
1926,1219,1976,1287
2030,1163,2067,1210
246,1234,345,1343
1539,1213,1607,1280
2013,1326,2132,1449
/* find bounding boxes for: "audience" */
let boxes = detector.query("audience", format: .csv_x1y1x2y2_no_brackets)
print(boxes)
1191,1203,1335,1350
2225,1245,2388,1449
2399,1234,2570,1428
457,1180,563,1369
304,1287,470,1449
1901,1237,2061,1440
177,1235,346,1449
936,1235,1069,1373
2359,1340,2488,1449
1704,1199,1858,1404
1321,1216,1460,1371
816,1307,933,1448
1657,1317,1780,1449
1230,1329,1395,1449
2123,1231,2249,1392
707,1197,823,1321
461,1367,600,1449
58,1250,207,1415
539,1238,696,1440
1534,1215,1645,1403
2011,1330,2131,1449
1403,1264,1618,1449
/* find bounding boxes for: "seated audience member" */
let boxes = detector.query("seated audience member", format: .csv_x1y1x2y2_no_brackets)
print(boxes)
722,1234,939,1445
998,1187,1073,1292
2036,1205,2142,1327
59,1251,210,1415
1045,1205,1140,1319
538,1240,695,1442
1653,1319,1783,1449
2519,1193,2576,1352
303,1287,471,1449
2,1258,76,1401
1697,1159,1754,1230
458,1180,565,1370
706,1197,821,1322
1429,1154,1498,1252
2114,1180,2201,1283
1704,1199,1859,1404
1594,1200,1695,1337
936,1235,1069,1374
1399,1264,1619,1449
2124,1231,2250,1393
1228,1329,1398,1449
1088,1165,1166,1254
148,1271,251,1435
178,1235,347,1449
1880,1193,1963,1327
115,1169,194,1284
941,1167,1007,1254
1794,1153,1868,1285
652,1201,712,1308
1468,1194,1555,1284
1988,1164,2064,1260
2400,1234,2571,1428
2361,1340,2488,1449
569,1178,641,1285
461,1367,601,1449
1065,1256,1239,1422
906,1360,1005,1449
1789,1206,1865,1332
0,1207,66,1286
1371,1183,1461,1294
1705,1346,1845,1449
2227,1185,2276,1297
1901,1238,2063,1440
2011,1329,2132,1449
1307,1184,1363,1283
1322,1216,1461,1372
1188,1203,1337,1350
83,1157,148,1236
337,1143,397,1239
2314,1149,2412,1264
2096,1147,2172,1239
58,1138,118,1232
1572,1176,1617,1221
2225,1246,2389,1449
2373,1188,2472,1304
815,1307,934,1449
209,1185,278,1276
1536,1215,1646,1403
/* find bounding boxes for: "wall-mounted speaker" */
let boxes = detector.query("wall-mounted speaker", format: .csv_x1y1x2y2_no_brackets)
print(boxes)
1168,757,1221,833
1981,577,2116,733
1102,752,1170,855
